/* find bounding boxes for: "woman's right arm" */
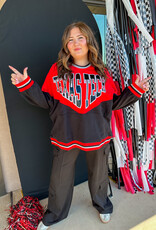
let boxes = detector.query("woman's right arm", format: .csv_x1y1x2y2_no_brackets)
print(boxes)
9,65,53,109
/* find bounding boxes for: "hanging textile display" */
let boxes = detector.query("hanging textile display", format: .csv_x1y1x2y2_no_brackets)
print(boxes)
105,0,156,194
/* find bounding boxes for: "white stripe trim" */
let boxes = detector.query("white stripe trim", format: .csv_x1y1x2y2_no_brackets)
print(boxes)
130,84,142,95
17,79,31,89
51,138,112,150
72,63,91,69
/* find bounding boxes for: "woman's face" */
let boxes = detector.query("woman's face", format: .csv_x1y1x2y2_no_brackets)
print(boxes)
67,27,89,64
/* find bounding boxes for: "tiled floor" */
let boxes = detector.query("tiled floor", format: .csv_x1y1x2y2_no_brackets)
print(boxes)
0,181,156,230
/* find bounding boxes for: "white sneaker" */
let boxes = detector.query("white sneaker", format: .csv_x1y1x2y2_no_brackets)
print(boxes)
37,221,49,230
99,213,111,223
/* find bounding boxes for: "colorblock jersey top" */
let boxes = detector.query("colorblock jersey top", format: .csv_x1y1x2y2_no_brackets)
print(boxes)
15,63,145,151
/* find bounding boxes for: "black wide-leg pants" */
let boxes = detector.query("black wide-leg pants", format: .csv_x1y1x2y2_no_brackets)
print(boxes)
42,144,113,226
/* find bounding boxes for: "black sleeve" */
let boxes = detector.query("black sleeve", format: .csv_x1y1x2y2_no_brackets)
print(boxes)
20,82,54,109
112,83,145,110
15,76,54,109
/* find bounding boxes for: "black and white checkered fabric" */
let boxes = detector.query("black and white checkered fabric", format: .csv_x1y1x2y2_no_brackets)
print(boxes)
145,50,155,103
135,0,152,53
120,139,129,155
106,2,155,187
138,136,144,162
106,24,134,130
147,169,154,187
149,135,155,152
125,104,135,130
147,136,155,187
136,44,155,103
136,0,152,33
106,25,130,88
120,139,128,165
115,31,130,87
138,136,155,166
135,0,155,103
105,25,122,88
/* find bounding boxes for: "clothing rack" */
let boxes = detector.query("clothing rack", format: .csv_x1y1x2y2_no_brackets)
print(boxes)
106,0,156,194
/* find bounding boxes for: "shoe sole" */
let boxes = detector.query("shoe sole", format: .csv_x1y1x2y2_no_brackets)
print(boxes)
99,214,111,224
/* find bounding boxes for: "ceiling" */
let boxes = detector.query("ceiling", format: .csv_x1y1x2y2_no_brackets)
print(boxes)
83,0,106,14
83,0,106,7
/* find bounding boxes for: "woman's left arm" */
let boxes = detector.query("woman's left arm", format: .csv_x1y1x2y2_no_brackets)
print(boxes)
112,75,151,111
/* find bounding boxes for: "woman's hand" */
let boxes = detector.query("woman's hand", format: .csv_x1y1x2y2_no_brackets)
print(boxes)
134,75,151,92
9,65,28,85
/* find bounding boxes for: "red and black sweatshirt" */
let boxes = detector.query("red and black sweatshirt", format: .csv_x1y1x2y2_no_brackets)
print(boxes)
15,63,145,151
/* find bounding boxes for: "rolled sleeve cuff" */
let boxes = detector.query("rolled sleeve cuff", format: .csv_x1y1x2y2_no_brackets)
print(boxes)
15,76,34,92
128,82,145,98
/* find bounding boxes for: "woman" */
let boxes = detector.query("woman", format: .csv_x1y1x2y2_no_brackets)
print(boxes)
9,21,150,230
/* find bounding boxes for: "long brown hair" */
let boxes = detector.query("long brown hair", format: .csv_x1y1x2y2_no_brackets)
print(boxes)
57,21,108,79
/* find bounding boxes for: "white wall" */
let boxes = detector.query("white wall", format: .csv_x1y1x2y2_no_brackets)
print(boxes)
0,0,21,193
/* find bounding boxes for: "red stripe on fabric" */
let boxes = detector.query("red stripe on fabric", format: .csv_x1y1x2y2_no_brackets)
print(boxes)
151,101,155,135
120,168,130,192
155,139,156,159
127,130,133,161
111,111,115,137
132,82,145,94
15,76,31,87
147,101,152,140
120,110,127,140
152,26,156,54
50,136,112,147
131,0,137,14
128,85,141,98
51,139,111,151
19,80,34,92
137,166,144,188
120,167,135,194
126,158,135,194
149,161,153,170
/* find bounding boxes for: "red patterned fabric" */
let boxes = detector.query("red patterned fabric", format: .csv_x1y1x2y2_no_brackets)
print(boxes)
6,196,44,230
